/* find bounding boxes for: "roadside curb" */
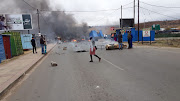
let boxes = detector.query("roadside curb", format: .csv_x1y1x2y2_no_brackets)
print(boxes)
0,44,56,100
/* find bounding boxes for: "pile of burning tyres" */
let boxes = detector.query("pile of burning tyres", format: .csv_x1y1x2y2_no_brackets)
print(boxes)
71,39,77,42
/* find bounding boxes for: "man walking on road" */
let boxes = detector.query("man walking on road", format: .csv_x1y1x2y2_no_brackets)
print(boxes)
31,37,37,54
40,35,45,54
118,32,123,50
89,37,101,62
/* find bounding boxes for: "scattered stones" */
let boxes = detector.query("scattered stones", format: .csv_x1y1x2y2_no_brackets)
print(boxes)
63,47,67,50
51,61,58,67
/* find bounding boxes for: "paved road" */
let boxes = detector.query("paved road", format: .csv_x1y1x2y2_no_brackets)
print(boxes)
6,42,180,101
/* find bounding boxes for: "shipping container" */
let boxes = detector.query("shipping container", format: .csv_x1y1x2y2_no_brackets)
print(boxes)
2,32,24,57
2,35,12,59
21,34,33,50
0,35,6,62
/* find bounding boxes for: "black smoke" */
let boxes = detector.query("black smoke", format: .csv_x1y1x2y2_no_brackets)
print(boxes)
0,0,89,40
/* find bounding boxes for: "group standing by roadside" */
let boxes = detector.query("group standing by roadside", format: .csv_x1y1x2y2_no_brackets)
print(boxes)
31,35,47,54
117,30,133,49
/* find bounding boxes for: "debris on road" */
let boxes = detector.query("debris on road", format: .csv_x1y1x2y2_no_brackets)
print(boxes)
63,47,67,50
76,50,88,53
55,52,61,55
96,86,100,89
51,61,58,66
106,44,127,50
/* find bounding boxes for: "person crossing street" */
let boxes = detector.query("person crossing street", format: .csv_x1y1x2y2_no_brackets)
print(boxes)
89,37,101,62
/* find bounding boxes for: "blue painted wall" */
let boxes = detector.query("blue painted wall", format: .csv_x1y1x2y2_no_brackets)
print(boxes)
135,30,155,41
115,28,155,42
21,34,33,49
0,35,6,62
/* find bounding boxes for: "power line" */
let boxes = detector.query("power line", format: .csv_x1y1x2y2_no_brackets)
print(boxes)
41,7,131,13
39,12,49,25
22,0,37,10
140,6,179,20
21,0,134,13
140,1,180,8
41,9,120,13
142,7,155,21
94,9,120,25
40,1,134,13
123,1,134,7
94,7,133,25
39,12,57,33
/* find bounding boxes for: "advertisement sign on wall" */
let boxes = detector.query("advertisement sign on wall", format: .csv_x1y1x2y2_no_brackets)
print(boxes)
143,28,150,37
0,14,32,31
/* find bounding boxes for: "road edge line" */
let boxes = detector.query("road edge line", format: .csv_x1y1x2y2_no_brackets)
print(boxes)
102,58,124,71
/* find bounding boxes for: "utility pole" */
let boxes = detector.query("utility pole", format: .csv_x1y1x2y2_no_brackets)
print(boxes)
138,0,139,42
144,19,146,28
121,5,122,29
37,9,40,33
134,0,135,27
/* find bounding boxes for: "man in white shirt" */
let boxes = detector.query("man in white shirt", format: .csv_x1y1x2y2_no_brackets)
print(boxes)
89,37,101,62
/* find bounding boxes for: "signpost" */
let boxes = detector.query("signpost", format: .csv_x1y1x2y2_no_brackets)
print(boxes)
143,28,151,45
121,29,126,35
143,28,150,37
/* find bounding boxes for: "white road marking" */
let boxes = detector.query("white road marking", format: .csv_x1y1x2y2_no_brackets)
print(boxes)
102,58,124,71
96,86,100,89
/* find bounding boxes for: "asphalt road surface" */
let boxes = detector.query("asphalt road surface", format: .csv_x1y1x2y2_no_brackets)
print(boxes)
6,42,180,101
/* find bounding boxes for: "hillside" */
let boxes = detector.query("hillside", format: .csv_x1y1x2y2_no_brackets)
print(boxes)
135,20,180,30
88,20,180,35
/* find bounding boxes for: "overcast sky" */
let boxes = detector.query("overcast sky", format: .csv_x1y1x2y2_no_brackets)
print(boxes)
51,0,180,26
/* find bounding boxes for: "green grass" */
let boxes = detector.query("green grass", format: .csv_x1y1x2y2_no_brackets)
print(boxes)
155,33,180,38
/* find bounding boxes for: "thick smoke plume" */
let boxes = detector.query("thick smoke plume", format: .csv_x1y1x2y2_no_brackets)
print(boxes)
0,0,89,40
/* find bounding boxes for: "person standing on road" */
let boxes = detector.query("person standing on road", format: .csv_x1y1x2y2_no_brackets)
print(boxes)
44,37,47,54
128,31,133,49
31,37,37,54
40,35,45,54
118,32,123,50
89,37,101,62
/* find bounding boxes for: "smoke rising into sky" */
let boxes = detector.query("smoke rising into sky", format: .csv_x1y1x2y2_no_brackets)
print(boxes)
0,0,89,40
